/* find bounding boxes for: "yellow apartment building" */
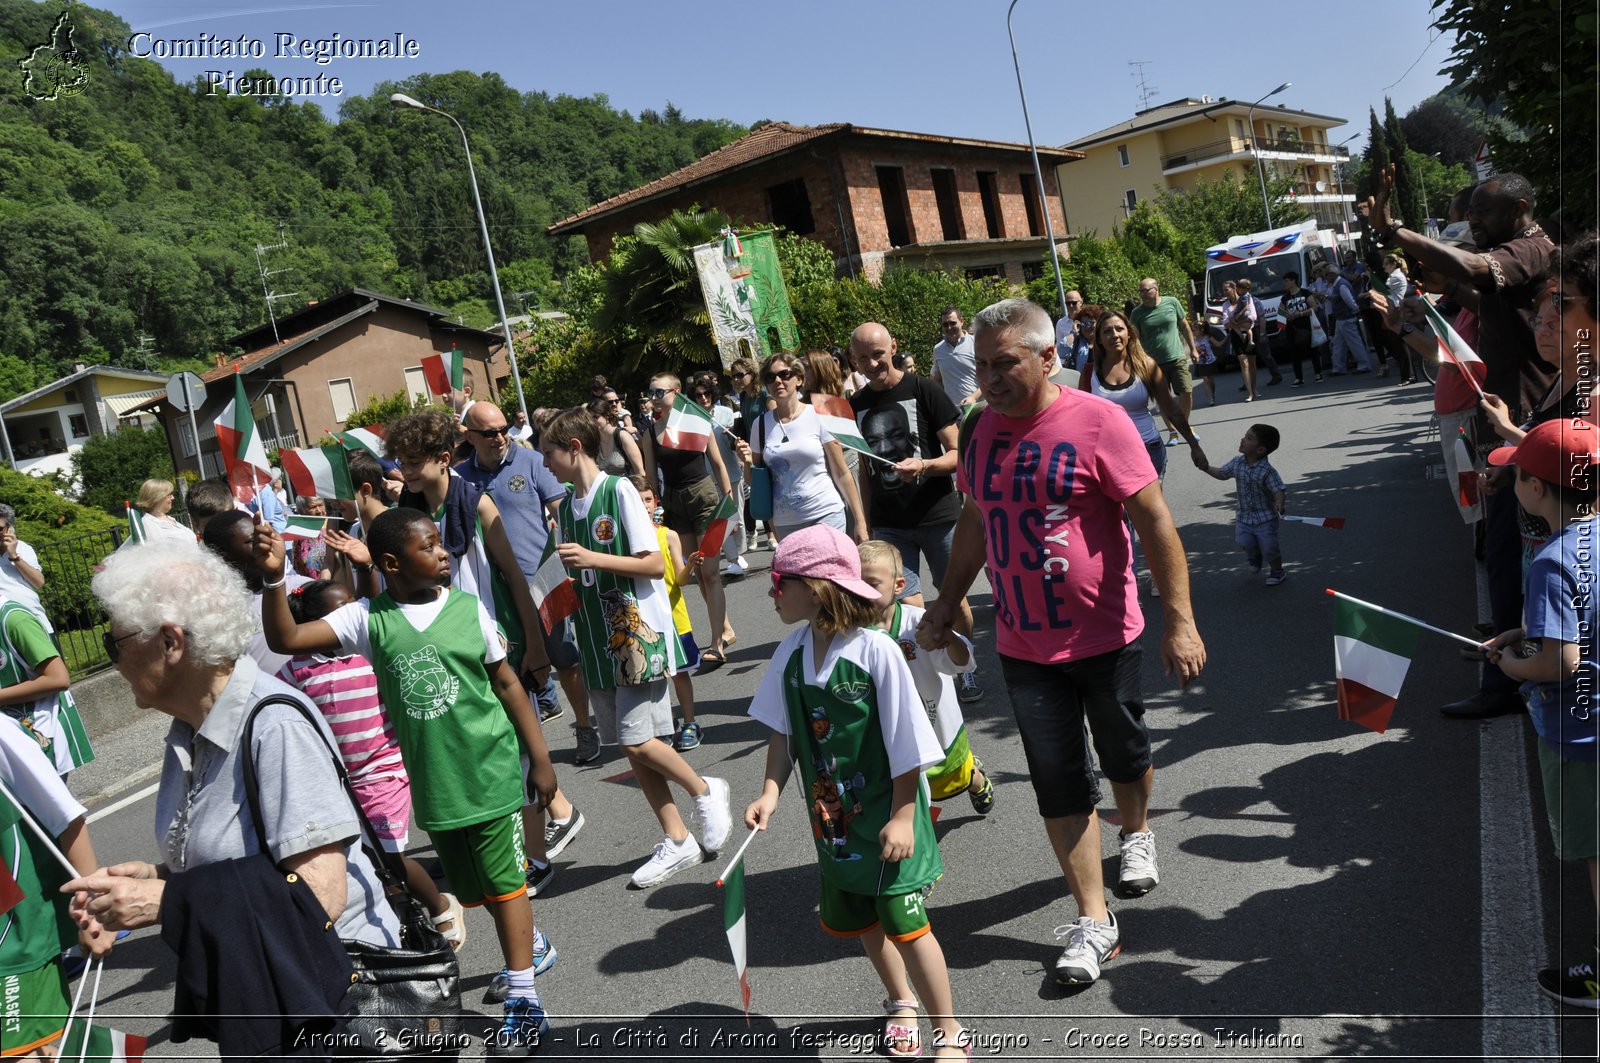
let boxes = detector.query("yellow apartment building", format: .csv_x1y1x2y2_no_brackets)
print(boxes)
1057,96,1355,238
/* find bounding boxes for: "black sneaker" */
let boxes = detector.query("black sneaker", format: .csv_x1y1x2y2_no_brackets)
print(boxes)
1537,961,1600,1009
524,859,555,897
544,810,586,860
538,699,564,724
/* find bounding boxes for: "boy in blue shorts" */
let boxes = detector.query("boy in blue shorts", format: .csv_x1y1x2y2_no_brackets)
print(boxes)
259,507,559,1055
1199,423,1288,586
1483,417,1600,1008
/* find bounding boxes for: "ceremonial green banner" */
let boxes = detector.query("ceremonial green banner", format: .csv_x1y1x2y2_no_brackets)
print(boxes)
694,229,799,367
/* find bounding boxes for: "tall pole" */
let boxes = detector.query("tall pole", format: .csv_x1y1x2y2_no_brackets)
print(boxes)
1007,0,1069,321
1333,133,1360,236
1248,82,1292,231
391,94,528,420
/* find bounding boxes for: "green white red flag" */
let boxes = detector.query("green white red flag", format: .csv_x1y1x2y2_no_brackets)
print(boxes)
421,348,464,397
60,1023,148,1062
215,373,272,503
695,492,739,559
339,425,385,458
658,396,714,452
1421,297,1487,400
280,444,355,501
1281,515,1346,529
1331,594,1423,734
810,394,872,456
531,535,578,630
721,858,751,1017
280,515,329,541
124,502,146,545
1454,429,1479,509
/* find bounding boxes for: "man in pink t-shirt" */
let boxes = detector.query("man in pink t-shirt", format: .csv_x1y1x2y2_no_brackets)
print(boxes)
919,298,1206,989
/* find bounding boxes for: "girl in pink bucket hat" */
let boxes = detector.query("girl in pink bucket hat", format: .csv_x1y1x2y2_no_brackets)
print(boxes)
743,523,969,1058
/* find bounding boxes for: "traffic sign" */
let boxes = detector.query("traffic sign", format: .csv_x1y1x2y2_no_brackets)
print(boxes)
165,372,206,412
1473,139,1494,182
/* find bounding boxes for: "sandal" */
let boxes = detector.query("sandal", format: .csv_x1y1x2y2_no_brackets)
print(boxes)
431,892,467,951
882,999,921,1059
696,649,727,675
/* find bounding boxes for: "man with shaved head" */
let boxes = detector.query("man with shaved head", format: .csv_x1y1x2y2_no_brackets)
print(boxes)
1129,277,1202,445
848,322,983,701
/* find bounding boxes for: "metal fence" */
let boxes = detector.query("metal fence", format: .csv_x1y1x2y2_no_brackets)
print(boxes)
35,526,125,679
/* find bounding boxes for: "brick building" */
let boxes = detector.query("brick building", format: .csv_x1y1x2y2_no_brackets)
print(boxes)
549,121,1082,285
133,289,507,478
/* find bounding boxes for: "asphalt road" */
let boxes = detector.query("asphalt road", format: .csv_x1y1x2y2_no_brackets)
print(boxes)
63,371,1597,1061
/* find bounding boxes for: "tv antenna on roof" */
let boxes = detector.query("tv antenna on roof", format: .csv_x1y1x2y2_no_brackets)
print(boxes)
252,222,299,345
1129,60,1158,111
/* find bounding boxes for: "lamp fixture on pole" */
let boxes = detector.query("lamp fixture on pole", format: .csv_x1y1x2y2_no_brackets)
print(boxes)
1248,82,1292,230
390,92,528,419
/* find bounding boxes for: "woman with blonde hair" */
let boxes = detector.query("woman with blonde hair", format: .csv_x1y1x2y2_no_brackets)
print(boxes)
1080,310,1206,481
801,348,845,398
132,478,196,545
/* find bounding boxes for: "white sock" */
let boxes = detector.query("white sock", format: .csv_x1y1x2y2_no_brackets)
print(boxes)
506,964,539,1003
550,813,571,827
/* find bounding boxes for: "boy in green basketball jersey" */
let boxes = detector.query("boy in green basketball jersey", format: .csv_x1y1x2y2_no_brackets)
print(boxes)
538,408,733,888
258,508,558,1056
0,597,93,778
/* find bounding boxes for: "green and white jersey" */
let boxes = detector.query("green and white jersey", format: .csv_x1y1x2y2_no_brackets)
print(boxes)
0,600,92,774
556,475,681,691
749,625,944,896
325,588,522,832
883,601,974,753
0,718,84,976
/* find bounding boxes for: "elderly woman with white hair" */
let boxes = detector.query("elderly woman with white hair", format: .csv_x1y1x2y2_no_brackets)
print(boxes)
64,542,402,1051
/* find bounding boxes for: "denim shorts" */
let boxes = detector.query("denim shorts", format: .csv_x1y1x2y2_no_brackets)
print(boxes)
1000,644,1151,818
1234,518,1281,564
874,520,956,599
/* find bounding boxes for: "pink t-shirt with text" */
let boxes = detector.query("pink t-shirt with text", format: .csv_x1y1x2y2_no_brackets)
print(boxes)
957,386,1156,664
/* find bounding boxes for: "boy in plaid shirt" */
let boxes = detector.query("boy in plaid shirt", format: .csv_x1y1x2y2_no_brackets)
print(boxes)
1200,423,1288,586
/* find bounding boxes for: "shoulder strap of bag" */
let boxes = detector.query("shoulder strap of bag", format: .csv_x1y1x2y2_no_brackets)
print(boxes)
240,693,407,889
754,412,767,467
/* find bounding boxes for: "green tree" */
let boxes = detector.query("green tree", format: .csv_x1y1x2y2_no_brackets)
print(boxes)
1384,98,1426,230
70,427,175,514
1361,108,1390,201
344,389,437,431
1432,0,1597,229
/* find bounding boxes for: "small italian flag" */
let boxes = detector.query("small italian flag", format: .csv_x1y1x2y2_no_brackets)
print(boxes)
658,395,714,452
280,444,355,501
0,861,22,916
811,394,872,457
721,858,751,1017
1332,594,1423,734
695,492,739,559
1454,429,1479,509
531,535,578,630
1421,296,1487,395
124,502,146,545
60,1024,148,1063
280,515,329,541
214,372,272,504
1282,515,1346,529
421,348,465,397
339,425,386,458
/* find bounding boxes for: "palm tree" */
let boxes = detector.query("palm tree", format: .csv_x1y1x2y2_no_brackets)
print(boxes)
591,208,731,375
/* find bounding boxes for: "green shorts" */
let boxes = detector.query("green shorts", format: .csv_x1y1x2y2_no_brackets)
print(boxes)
432,811,528,906
818,878,932,942
1537,741,1600,861
0,958,69,1058
1157,356,1193,396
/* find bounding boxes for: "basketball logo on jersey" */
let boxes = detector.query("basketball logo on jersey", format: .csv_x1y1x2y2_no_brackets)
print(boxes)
388,645,459,720
897,638,918,663
592,515,617,545
508,474,528,493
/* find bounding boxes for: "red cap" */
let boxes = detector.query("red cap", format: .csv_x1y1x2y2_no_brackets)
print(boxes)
1486,417,1600,489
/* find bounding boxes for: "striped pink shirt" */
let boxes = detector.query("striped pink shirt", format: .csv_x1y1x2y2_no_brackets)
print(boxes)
279,654,409,785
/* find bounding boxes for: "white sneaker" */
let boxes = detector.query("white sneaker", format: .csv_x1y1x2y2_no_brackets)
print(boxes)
694,776,733,852
1118,830,1159,895
629,835,704,887
1052,911,1121,985
726,556,748,578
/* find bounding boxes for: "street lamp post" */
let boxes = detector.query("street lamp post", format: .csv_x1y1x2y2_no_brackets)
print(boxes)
1248,81,1293,230
1332,132,1360,236
1006,0,1069,322
390,92,528,420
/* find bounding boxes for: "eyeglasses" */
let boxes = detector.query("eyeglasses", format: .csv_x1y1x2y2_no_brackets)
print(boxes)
1066,300,1082,308
770,571,805,595
762,369,797,383
103,629,141,665
472,425,512,438
649,388,672,398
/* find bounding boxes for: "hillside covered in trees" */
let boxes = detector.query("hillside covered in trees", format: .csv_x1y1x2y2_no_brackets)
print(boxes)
0,0,743,398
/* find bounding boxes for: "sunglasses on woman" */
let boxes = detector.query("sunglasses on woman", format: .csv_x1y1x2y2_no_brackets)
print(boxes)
763,369,797,383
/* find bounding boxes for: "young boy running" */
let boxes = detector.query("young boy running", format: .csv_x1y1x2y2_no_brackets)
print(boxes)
539,408,732,887
259,508,559,1055
857,541,994,816
1483,417,1600,1007
632,476,705,752
1199,423,1288,586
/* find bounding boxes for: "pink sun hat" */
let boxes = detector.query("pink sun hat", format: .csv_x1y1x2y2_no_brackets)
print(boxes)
772,524,881,602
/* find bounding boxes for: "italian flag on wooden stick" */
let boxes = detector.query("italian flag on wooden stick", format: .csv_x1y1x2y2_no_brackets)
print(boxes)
811,394,871,456
531,535,578,630
280,515,330,541
695,492,739,559
339,425,385,458
1282,514,1346,529
1454,428,1480,509
658,395,714,452
721,859,751,1017
61,1024,148,1063
215,372,272,504
421,348,464,397
1421,297,1487,400
280,444,355,501
1329,592,1424,734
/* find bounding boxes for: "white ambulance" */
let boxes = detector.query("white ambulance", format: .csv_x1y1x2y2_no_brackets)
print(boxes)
1203,222,1346,353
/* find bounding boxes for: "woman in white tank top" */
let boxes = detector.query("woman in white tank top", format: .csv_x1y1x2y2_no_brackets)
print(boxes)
1079,309,1203,481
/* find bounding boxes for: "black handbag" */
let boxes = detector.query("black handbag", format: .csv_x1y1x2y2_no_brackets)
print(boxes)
242,695,465,1057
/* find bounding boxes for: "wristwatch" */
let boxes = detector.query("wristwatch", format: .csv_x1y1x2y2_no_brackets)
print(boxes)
1377,221,1406,242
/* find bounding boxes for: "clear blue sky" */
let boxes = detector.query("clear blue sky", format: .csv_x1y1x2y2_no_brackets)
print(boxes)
107,0,1455,153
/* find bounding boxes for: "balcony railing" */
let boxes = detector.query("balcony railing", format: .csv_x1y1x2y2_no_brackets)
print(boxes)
1161,138,1351,172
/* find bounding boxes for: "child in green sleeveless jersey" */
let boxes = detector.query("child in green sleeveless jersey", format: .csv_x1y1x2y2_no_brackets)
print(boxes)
631,477,705,752
743,524,968,1060
538,409,732,889
258,508,558,1056
0,599,93,777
